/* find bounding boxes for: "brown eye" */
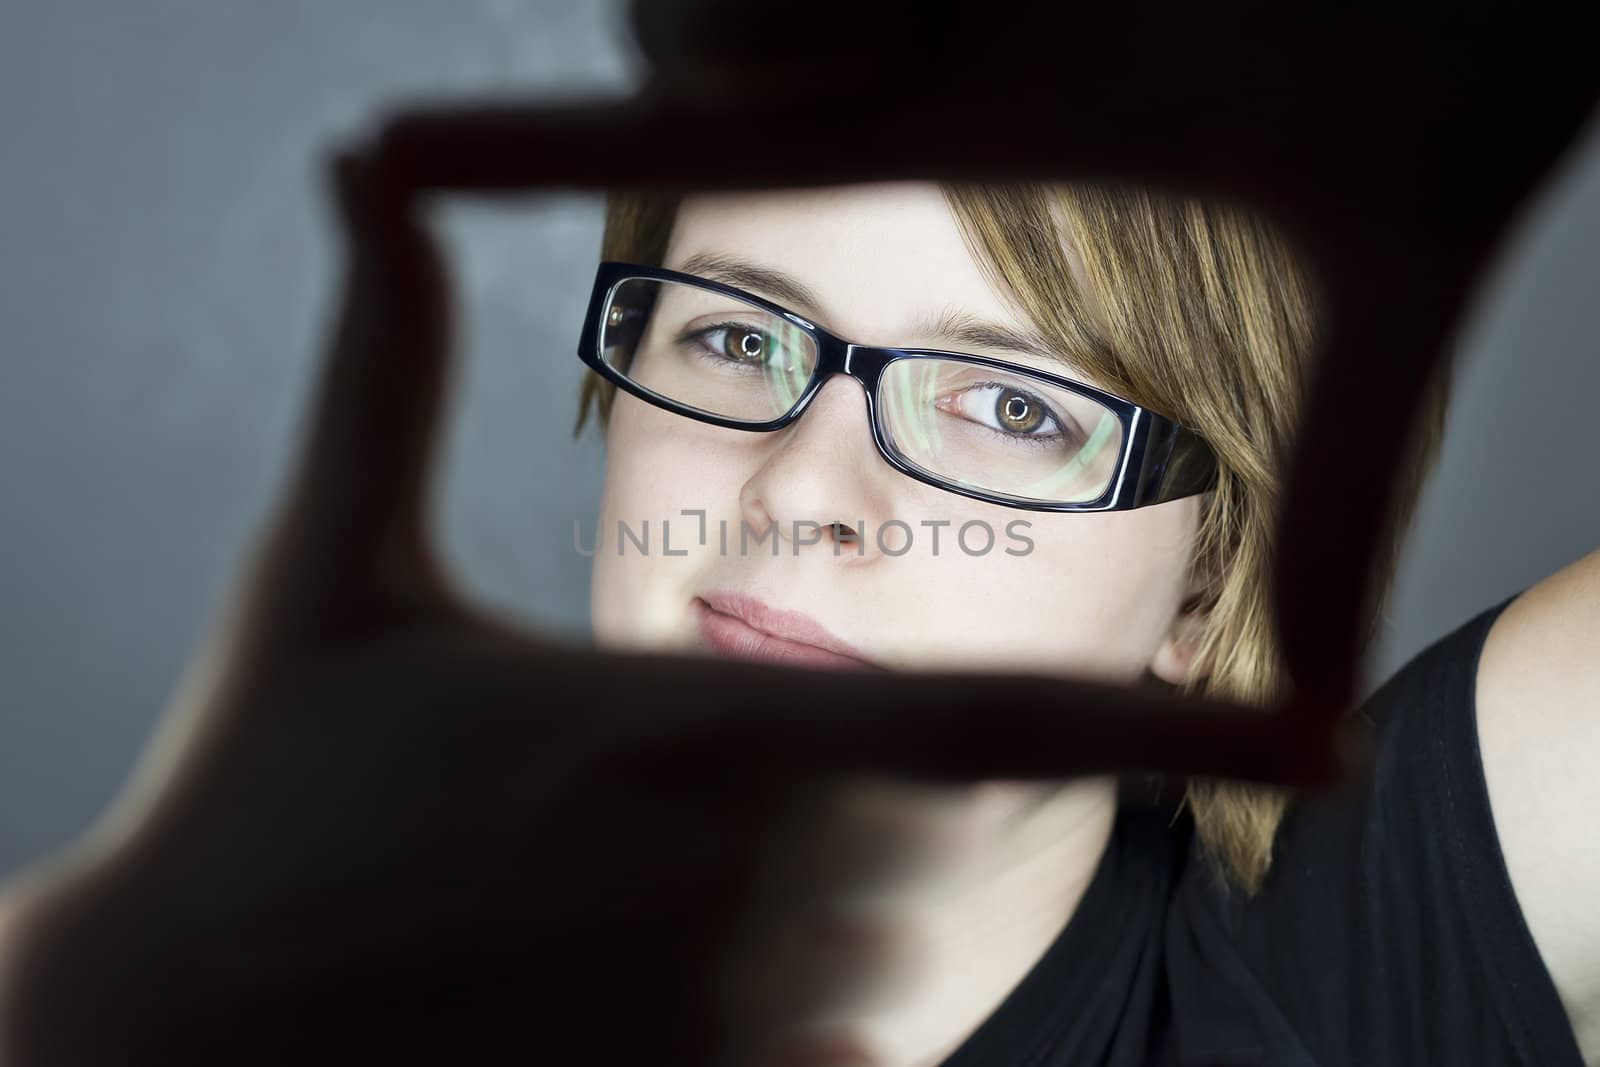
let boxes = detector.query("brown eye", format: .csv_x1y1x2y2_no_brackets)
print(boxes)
996,391,1044,433
722,328,768,363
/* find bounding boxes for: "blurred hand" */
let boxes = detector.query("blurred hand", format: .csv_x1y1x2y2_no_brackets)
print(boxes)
0,144,1333,1067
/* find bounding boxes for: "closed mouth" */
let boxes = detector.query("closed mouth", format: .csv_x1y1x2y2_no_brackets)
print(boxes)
693,591,878,671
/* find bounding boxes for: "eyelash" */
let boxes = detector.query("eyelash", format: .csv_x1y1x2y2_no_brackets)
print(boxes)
677,322,784,363
955,380,1078,444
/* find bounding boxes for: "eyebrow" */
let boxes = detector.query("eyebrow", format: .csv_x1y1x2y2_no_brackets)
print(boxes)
672,251,1073,367
675,252,829,321
916,307,1069,367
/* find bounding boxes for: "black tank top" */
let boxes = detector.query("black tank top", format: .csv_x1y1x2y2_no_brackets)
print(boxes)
940,597,1586,1066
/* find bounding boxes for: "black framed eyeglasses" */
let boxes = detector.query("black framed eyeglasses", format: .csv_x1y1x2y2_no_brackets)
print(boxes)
577,261,1217,513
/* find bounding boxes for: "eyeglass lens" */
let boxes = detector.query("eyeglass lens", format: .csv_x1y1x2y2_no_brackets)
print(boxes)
599,276,1124,505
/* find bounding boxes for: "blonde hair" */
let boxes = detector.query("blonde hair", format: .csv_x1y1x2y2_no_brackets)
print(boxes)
577,183,1449,893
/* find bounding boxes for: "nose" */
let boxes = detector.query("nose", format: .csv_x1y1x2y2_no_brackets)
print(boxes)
738,373,896,559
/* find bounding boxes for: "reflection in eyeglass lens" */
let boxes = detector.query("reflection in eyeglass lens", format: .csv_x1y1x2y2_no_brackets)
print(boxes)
602,277,1124,504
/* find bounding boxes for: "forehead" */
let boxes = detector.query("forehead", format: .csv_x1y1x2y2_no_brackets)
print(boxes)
663,182,1022,343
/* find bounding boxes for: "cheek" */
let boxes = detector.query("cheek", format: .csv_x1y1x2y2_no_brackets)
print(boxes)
589,397,752,645
597,394,767,527
889,505,1195,680
599,400,708,524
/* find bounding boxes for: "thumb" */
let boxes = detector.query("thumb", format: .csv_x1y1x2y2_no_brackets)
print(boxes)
626,657,1358,790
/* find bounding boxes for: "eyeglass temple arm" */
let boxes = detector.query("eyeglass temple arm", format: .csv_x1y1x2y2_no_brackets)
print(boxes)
1133,421,1219,507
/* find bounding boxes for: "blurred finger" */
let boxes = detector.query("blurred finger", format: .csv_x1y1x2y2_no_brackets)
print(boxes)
277,146,454,599
389,628,1357,788
626,657,1356,788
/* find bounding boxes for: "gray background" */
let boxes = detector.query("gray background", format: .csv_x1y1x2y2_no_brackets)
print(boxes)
2,3,1596,882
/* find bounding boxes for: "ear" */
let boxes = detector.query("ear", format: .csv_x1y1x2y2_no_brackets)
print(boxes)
1149,584,1215,687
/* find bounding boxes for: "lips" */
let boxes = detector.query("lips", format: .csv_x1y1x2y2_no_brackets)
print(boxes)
693,591,878,671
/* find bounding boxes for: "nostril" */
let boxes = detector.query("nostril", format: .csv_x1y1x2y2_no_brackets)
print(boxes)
829,521,859,544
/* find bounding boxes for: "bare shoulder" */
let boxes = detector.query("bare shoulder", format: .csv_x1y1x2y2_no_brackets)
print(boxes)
1476,546,1600,1065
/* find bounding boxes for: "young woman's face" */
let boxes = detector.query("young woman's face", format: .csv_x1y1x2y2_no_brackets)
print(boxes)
591,182,1203,685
